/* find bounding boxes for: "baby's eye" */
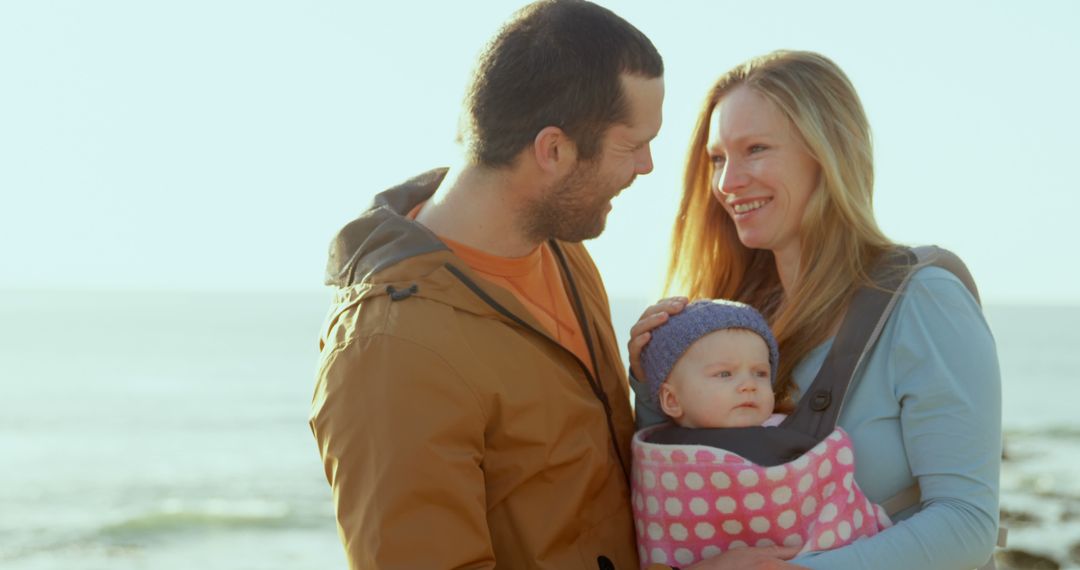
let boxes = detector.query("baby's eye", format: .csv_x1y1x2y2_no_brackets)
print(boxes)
715,370,732,378
754,370,770,378
749,144,767,153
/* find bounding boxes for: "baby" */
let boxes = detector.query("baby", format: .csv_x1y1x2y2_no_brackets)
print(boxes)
631,300,891,569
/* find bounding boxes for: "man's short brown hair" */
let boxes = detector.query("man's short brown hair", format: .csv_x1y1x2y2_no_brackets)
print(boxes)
463,0,663,167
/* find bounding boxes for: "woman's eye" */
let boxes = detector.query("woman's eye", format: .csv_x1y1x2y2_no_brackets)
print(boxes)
710,155,726,168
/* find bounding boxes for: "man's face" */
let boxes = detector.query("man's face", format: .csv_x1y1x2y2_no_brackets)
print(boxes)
524,74,664,243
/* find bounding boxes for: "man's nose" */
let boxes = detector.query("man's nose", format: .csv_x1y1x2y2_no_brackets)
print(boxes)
635,144,654,175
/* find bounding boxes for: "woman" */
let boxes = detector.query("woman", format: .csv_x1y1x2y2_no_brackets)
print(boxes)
629,50,1001,570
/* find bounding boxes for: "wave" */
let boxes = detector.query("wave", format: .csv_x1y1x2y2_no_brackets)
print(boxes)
1,500,333,562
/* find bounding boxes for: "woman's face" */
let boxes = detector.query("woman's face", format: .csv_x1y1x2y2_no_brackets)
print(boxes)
706,85,820,263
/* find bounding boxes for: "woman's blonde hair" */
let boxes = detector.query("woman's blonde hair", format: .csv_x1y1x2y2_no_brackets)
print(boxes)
667,50,893,403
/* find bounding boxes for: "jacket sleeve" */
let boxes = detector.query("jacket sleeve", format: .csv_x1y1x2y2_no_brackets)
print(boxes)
793,269,1002,570
310,332,494,569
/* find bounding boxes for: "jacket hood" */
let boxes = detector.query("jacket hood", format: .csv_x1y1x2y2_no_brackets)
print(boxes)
325,168,450,288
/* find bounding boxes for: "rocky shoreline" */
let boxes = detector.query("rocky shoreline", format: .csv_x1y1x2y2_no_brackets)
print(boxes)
994,432,1080,570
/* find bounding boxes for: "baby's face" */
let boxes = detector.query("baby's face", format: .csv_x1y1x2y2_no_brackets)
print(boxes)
659,328,774,428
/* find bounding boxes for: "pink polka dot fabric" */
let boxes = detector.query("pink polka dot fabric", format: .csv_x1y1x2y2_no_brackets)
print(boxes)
631,426,891,569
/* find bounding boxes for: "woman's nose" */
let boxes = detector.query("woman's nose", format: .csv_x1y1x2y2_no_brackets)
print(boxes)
713,159,750,200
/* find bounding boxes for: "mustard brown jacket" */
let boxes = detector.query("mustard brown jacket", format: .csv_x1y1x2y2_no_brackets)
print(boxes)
310,169,639,569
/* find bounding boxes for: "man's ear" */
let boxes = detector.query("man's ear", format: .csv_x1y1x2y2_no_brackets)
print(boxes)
532,126,577,175
658,382,683,420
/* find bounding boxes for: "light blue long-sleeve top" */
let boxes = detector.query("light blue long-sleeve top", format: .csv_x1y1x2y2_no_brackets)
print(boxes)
631,266,1002,570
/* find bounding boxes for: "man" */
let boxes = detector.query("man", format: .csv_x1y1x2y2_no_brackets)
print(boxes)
310,1,662,568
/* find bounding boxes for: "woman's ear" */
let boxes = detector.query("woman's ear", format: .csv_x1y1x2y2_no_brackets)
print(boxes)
658,382,683,420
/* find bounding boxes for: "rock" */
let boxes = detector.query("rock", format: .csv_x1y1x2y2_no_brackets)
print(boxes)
1000,507,1039,527
996,548,1060,570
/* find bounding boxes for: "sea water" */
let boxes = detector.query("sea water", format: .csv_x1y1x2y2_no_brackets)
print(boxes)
0,291,1076,569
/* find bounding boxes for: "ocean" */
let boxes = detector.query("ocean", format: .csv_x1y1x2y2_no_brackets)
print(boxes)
0,291,1076,569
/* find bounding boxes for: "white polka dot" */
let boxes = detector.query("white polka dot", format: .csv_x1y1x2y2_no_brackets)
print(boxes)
756,538,775,547
802,496,818,516
647,496,660,515
635,518,644,537
818,503,838,523
650,548,668,564
783,534,804,547
818,459,833,478
639,545,647,562
722,520,743,535
838,521,852,541
711,471,731,489
818,530,836,549
729,540,748,549
678,498,704,516
715,496,736,514
675,549,694,566
810,441,829,455
823,482,837,498
665,497,683,516
792,455,811,470
798,473,813,493
853,509,864,529
634,492,643,511
685,472,705,490
829,431,843,442
738,469,760,487
702,546,722,559
662,472,679,490
643,471,656,489
837,446,854,465
842,472,853,490
766,465,787,481
777,510,797,529
670,523,688,541
847,490,856,504
744,492,766,510
772,485,793,505
647,522,663,540
690,497,708,516
696,522,717,539
750,516,771,533
877,506,892,527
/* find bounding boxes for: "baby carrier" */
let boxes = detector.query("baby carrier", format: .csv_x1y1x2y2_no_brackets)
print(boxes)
632,246,1006,569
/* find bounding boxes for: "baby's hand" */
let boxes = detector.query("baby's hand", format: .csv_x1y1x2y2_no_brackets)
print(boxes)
628,296,688,380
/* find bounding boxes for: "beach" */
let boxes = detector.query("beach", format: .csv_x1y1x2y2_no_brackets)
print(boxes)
0,291,1075,569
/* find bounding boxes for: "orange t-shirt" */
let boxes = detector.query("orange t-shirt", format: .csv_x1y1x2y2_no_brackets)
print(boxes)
408,204,594,375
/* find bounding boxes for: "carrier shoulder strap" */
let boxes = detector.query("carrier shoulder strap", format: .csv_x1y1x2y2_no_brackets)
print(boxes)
779,245,980,440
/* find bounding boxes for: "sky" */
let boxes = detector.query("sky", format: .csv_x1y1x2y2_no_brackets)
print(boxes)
2,1,1078,304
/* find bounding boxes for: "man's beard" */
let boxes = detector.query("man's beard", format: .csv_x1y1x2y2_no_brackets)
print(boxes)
521,161,627,244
